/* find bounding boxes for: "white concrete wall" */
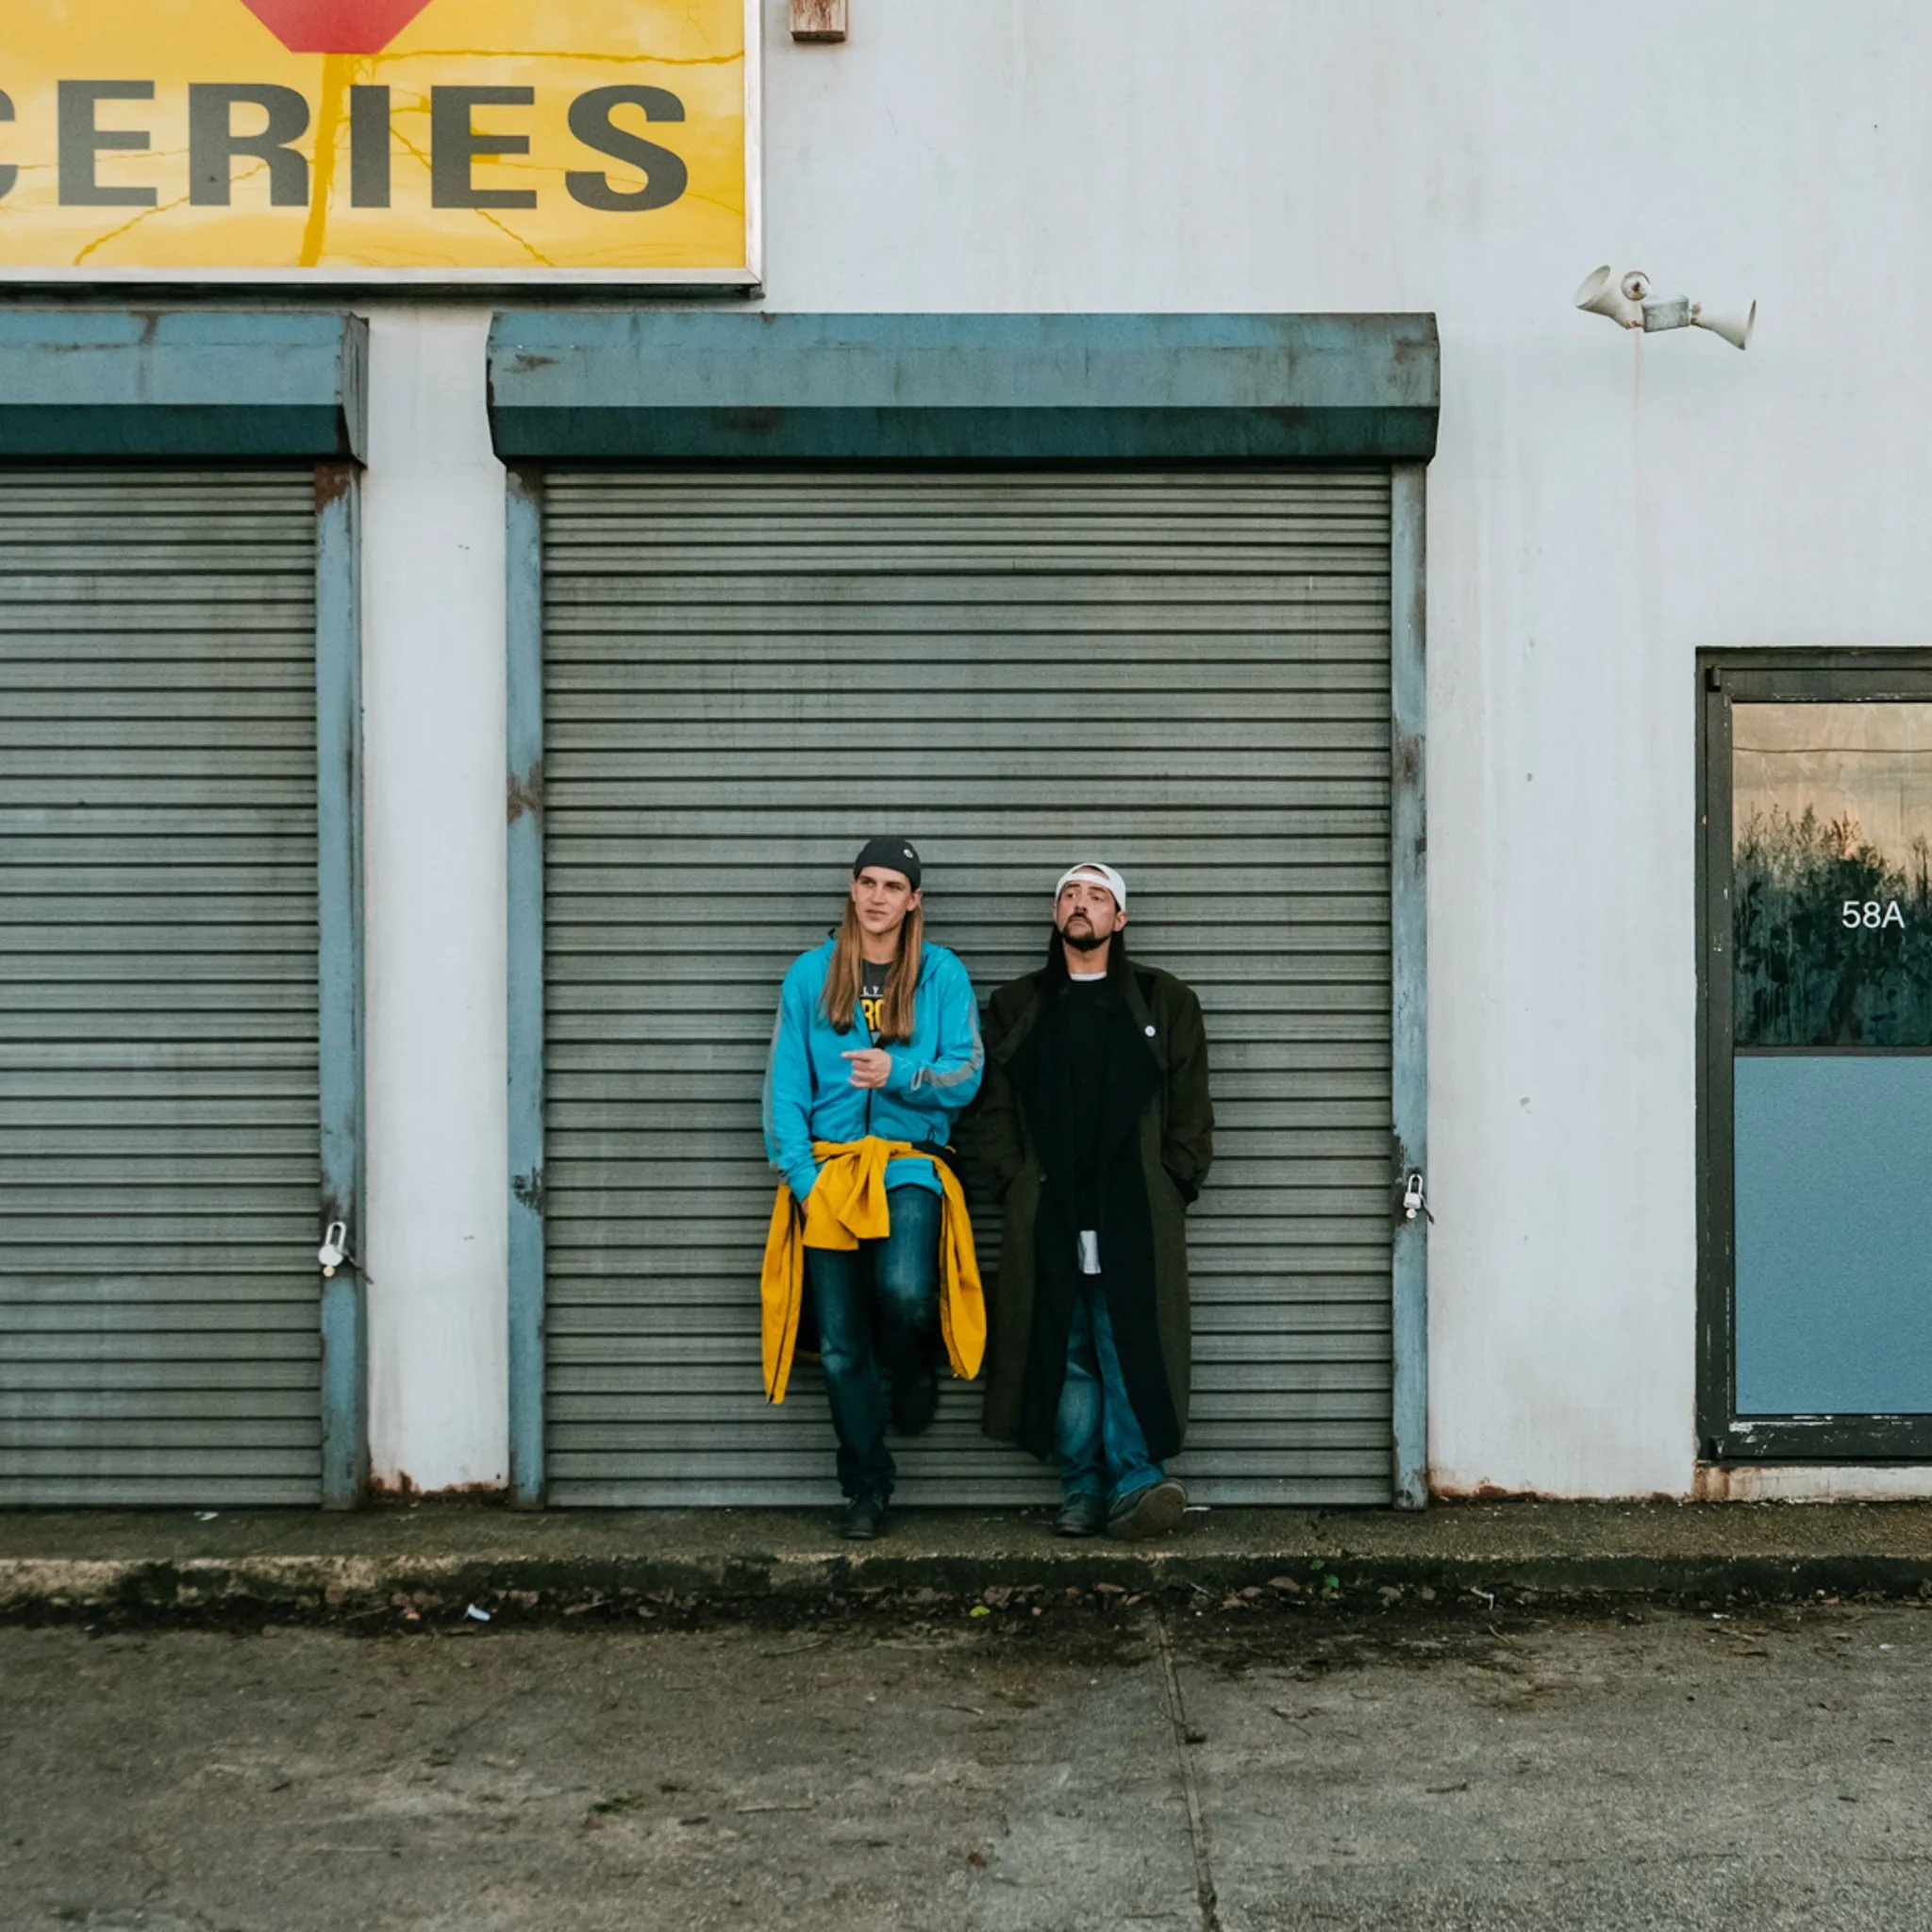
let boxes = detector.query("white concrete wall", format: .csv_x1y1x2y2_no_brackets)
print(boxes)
358,0,1932,1496
360,308,508,1491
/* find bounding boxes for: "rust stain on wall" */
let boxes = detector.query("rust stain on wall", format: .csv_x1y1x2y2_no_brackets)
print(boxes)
314,462,356,508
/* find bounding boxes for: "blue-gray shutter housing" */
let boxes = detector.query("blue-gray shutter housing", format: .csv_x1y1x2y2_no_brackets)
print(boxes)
0,313,366,1507
495,306,1436,1507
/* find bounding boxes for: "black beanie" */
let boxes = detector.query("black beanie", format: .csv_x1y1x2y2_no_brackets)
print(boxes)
852,836,923,889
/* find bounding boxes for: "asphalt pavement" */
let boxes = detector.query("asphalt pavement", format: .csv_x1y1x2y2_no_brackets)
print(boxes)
5,1593,1931,1931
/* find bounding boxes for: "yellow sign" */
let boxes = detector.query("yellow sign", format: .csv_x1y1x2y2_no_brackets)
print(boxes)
0,0,758,282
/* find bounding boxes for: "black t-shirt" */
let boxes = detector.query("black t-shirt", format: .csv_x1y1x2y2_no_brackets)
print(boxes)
1063,974,1114,1225
859,958,890,1037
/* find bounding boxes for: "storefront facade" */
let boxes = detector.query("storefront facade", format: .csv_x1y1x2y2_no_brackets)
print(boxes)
5,1,1930,1506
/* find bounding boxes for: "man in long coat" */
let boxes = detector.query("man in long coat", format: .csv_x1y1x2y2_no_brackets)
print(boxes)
975,863,1213,1539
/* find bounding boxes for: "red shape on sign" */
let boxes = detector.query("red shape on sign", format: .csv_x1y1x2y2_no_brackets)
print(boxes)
237,0,437,54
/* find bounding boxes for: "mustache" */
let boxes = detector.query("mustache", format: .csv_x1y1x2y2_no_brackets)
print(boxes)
1057,920,1109,953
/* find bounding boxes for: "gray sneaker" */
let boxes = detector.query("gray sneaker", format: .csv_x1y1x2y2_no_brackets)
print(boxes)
1106,1477,1187,1541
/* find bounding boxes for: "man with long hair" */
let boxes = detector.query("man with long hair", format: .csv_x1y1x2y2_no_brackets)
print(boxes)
761,838,985,1539
976,863,1213,1539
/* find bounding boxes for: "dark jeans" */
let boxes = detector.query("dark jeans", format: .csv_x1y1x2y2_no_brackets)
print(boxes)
805,1182,941,1503
1054,1275,1164,1511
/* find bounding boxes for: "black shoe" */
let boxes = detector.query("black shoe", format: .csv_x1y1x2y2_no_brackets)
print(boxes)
837,1494,889,1541
1053,1493,1108,1539
1106,1478,1188,1541
891,1369,939,1437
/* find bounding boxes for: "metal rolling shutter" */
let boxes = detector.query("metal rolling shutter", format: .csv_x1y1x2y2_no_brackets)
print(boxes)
0,469,323,1506
542,469,1393,1507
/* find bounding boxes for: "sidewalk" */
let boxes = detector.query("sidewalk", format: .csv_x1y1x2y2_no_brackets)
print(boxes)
6,1499,1932,1620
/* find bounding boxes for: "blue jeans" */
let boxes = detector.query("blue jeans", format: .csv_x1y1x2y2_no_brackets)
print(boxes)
1055,1276,1164,1511
806,1183,941,1503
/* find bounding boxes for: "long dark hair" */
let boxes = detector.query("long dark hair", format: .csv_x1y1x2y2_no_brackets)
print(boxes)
1041,922,1131,989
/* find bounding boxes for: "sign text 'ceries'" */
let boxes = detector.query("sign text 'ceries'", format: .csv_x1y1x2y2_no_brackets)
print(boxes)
33,81,690,214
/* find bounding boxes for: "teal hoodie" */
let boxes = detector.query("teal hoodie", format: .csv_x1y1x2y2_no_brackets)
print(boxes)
762,937,984,1202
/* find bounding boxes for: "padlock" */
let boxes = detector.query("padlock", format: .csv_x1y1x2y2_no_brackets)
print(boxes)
318,1220,348,1276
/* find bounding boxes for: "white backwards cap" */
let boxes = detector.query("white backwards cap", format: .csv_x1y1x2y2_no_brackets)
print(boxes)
1054,861,1126,911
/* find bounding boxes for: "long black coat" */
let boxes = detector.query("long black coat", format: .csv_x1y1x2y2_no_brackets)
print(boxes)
974,957,1213,1461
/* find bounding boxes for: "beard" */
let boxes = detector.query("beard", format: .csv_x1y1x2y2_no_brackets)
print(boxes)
1057,918,1109,954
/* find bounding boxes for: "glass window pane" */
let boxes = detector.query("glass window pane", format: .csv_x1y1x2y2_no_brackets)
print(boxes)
1733,701,1932,1047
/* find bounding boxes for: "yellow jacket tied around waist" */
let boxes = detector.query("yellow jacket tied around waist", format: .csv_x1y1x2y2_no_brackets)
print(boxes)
760,1137,985,1404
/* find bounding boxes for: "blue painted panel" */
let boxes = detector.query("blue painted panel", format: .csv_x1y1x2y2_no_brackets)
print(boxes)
0,311,366,458
505,470,546,1507
488,311,1440,462
1389,462,1429,1507
316,466,368,1507
1736,1055,1932,1412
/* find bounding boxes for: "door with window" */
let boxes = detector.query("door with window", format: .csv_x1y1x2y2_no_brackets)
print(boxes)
1702,657,1932,1458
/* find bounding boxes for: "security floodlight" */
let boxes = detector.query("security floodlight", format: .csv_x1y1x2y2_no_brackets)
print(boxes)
1574,264,1756,350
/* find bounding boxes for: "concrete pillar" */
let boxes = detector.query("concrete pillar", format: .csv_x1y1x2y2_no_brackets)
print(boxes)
358,308,508,1492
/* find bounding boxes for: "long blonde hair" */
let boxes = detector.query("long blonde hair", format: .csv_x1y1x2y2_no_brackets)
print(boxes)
821,897,924,1044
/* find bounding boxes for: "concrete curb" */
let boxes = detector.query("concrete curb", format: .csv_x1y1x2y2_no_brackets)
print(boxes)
8,1537,1932,1621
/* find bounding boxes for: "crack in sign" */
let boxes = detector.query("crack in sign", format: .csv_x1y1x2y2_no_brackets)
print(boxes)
239,0,439,55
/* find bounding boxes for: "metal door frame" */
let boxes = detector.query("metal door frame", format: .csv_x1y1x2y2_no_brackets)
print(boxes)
1697,648,1932,1463
493,310,1438,1510
0,312,369,1506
